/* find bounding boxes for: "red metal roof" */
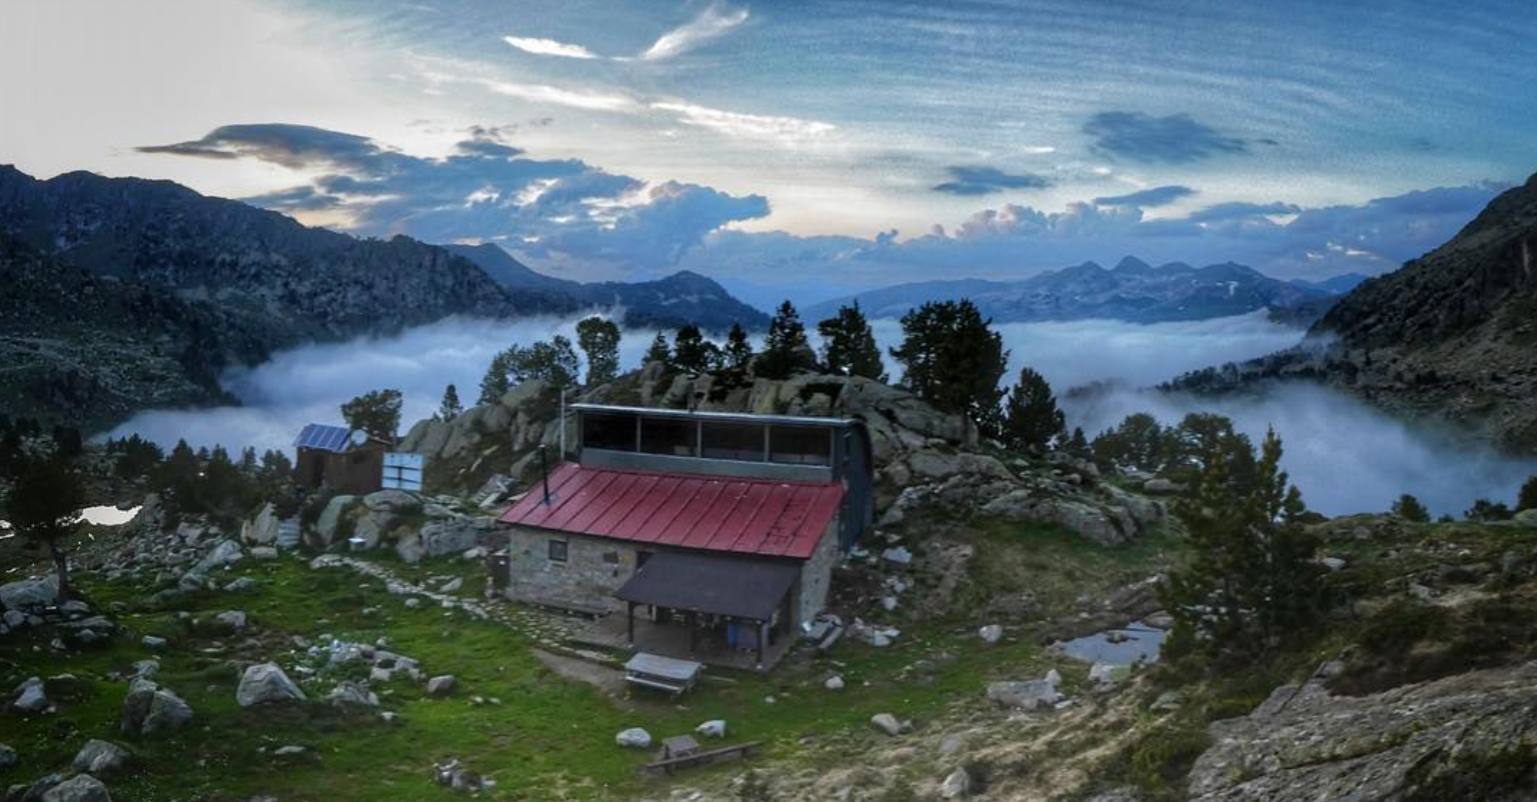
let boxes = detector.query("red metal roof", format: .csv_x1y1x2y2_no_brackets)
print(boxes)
498,463,843,560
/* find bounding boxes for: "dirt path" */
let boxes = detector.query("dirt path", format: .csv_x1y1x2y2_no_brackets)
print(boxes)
533,648,632,703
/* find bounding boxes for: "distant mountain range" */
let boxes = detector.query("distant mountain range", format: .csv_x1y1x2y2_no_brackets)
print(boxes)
1168,169,1537,452
803,257,1365,325
0,165,764,430
443,243,767,332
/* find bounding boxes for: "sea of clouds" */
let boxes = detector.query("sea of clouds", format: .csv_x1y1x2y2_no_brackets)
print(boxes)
107,311,1537,518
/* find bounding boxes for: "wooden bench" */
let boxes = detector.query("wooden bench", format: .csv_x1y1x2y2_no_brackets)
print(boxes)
641,741,762,777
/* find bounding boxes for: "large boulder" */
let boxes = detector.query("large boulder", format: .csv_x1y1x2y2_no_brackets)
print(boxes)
39,774,111,802
312,495,356,547
236,663,306,707
72,739,131,776
326,681,379,707
363,489,420,513
240,503,280,546
0,576,59,611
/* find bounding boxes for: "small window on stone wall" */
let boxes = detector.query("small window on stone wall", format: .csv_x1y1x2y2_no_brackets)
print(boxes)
548,539,569,563
602,551,620,564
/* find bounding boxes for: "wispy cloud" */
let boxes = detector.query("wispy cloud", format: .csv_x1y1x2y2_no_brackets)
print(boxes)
1093,185,1197,207
502,35,598,60
651,101,833,143
480,79,639,113
1084,112,1249,164
641,4,750,60
931,165,1052,196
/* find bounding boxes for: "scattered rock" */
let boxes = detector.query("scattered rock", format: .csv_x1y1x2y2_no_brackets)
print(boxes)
439,577,463,593
141,635,167,650
12,676,48,713
250,547,279,560
825,675,845,691
72,739,132,776
426,675,457,696
39,774,110,802
978,624,1003,644
1089,662,1119,689
615,728,652,748
1321,557,1347,572
236,663,306,707
191,539,244,575
1142,477,1184,495
121,677,194,737
870,713,904,736
1150,691,1184,712
696,720,727,739
214,610,249,631
940,766,972,799
272,745,306,757
326,681,379,707
223,577,257,592
986,679,1062,711
0,743,17,769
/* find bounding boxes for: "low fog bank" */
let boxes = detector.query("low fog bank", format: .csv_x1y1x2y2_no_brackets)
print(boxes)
105,315,671,456
105,310,1532,519
1068,383,1537,519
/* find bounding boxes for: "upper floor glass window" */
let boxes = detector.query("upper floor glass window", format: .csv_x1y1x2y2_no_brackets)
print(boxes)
582,412,635,451
769,426,832,465
640,417,697,456
701,421,766,461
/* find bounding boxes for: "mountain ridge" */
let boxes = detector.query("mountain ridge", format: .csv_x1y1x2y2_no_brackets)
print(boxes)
803,256,1354,325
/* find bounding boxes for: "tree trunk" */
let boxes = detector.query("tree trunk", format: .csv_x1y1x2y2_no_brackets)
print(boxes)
47,539,71,602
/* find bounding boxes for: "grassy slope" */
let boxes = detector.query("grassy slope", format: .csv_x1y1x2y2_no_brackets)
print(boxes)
2,522,1158,801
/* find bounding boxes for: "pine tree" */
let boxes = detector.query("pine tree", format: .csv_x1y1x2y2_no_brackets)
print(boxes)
644,332,673,367
341,389,403,445
439,384,463,420
5,451,85,601
889,299,1007,438
1161,428,1322,662
1001,366,1066,452
756,301,811,380
1066,427,1091,459
673,323,715,374
1518,475,1537,512
505,336,581,388
575,316,621,385
724,323,754,371
478,350,512,404
817,302,885,381
1391,493,1430,522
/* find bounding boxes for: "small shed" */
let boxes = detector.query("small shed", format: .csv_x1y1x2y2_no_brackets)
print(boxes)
293,423,388,494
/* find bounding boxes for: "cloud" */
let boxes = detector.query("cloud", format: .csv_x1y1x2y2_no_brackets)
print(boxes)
1093,185,1196,207
1084,111,1249,163
140,123,767,275
641,4,750,60
481,79,639,112
677,182,1505,294
650,101,834,142
1186,201,1300,222
502,35,599,59
931,165,1052,196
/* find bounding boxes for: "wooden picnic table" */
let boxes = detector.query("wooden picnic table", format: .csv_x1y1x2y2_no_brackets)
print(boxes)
625,652,703,696
641,741,762,777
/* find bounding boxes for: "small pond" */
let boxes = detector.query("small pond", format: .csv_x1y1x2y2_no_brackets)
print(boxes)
78,505,142,527
1060,621,1167,665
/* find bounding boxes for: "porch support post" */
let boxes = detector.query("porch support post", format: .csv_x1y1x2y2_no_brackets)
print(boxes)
626,601,635,647
688,610,698,654
757,619,767,669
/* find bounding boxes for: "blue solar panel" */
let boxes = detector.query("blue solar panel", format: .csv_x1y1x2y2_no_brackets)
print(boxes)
294,423,353,452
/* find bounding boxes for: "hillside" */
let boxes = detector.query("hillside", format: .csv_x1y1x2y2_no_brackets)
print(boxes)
804,257,1345,325
446,243,770,331
1168,171,1537,451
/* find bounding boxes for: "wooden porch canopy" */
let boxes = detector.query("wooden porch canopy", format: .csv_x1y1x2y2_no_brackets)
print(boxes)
615,551,799,668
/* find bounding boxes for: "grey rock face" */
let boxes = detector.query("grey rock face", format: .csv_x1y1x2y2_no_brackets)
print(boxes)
312,495,356,548
190,539,243,575
236,663,306,707
1186,662,1537,800
426,675,457,696
121,677,193,737
240,502,280,545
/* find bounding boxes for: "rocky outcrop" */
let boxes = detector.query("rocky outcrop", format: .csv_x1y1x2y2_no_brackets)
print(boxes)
239,502,280,546
0,576,59,611
1186,662,1537,800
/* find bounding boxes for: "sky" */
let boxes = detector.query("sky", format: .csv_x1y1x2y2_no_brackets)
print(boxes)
3,0,1536,302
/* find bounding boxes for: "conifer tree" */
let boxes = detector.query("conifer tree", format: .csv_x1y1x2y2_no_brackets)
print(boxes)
575,316,621,385
672,323,717,374
1001,366,1065,452
1391,493,1430,522
478,350,512,404
644,332,673,367
817,302,885,381
889,299,1007,437
724,323,754,371
439,384,463,420
6,451,85,600
341,389,403,444
1519,475,1537,512
756,301,811,380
